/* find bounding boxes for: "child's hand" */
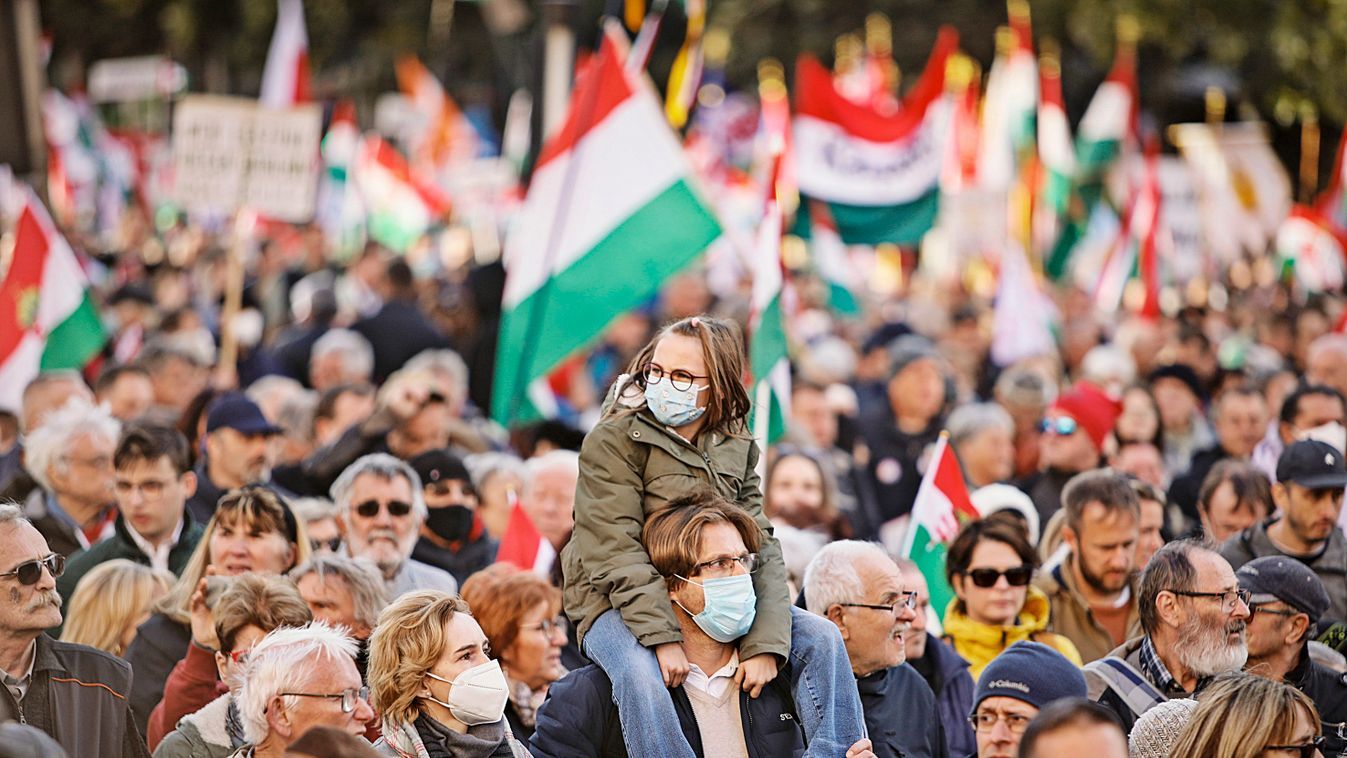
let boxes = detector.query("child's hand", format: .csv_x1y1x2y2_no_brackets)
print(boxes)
655,643,690,687
734,653,779,698
845,738,875,758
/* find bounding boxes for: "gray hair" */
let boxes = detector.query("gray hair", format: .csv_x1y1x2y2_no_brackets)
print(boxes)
403,349,469,406
946,403,1014,447
288,554,390,631
1080,345,1137,389
24,398,121,491
330,453,425,520
0,502,29,529
235,621,359,744
523,450,580,493
1138,539,1211,635
290,497,341,524
465,452,527,492
247,376,318,443
311,329,375,382
802,540,894,616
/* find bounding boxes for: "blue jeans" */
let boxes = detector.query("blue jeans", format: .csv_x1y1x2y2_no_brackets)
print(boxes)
583,606,866,756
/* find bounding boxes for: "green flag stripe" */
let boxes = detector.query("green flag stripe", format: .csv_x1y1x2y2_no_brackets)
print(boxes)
821,190,940,246
904,522,958,622
492,178,721,424
40,291,105,371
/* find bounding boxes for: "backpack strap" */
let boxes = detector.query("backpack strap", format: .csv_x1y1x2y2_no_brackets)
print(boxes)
1084,656,1168,718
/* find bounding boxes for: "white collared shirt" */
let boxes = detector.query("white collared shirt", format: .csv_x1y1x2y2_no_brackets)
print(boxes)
126,518,185,574
1,640,37,703
684,650,739,700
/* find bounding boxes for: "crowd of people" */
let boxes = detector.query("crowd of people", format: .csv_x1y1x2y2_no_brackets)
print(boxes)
5,234,1347,758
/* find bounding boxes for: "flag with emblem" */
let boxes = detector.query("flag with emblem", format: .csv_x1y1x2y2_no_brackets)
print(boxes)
0,186,106,411
900,432,980,627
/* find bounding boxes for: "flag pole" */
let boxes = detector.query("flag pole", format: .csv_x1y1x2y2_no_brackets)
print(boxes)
1301,103,1321,205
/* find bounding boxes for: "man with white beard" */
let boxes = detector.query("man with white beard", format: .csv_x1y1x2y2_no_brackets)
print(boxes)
1083,540,1251,734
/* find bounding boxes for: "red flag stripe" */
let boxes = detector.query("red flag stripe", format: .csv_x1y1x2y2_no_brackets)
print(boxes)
0,205,51,363
533,32,636,172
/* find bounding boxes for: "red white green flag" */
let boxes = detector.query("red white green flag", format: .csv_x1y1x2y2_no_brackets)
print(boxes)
0,186,106,411
354,135,452,253
900,432,980,621
492,24,721,425
793,27,958,245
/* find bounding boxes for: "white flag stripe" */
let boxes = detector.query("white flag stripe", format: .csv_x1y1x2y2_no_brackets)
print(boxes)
502,93,687,308
792,104,951,206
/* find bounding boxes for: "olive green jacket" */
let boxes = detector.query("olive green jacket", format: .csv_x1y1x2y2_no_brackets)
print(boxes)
561,386,791,662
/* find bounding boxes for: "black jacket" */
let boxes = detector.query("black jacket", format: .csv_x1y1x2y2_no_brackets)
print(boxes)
352,299,452,382
122,612,192,737
1018,467,1087,527
529,664,804,758
0,634,150,758
185,460,226,526
1219,519,1347,627
858,664,948,758
57,513,203,604
1290,646,1347,755
412,532,499,588
1168,445,1236,522
908,635,976,758
856,406,942,522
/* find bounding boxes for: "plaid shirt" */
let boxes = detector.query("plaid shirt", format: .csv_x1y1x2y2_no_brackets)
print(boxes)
1138,635,1205,697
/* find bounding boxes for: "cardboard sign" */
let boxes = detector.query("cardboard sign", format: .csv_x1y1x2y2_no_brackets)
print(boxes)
88,57,187,103
172,95,321,222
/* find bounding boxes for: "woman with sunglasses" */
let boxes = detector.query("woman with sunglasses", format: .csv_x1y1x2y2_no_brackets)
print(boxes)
125,487,310,737
461,568,569,742
942,516,1081,680
563,315,867,758
1171,672,1325,758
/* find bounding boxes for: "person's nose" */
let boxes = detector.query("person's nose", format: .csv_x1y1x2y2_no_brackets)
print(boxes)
897,604,917,624
993,574,1011,590
34,563,57,592
1232,596,1251,621
369,505,394,529
988,718,1013,742
353,695,375,724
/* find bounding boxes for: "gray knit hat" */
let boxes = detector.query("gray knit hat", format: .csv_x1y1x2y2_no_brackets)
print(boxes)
1128,698,1197,758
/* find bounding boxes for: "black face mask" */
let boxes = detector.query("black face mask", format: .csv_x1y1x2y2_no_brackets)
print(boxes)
425,504,475,542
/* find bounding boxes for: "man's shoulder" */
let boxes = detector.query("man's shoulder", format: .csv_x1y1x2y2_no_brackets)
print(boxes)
40,635,133,687
886,663,937,704
401,558,459,592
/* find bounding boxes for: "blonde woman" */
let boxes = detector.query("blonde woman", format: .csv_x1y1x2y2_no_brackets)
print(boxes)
123,486,309,735
367,590,530,757
1170,672,1324,758
61,559,174,656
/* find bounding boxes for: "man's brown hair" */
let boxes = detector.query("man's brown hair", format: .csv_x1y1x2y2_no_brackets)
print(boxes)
642,488,761,589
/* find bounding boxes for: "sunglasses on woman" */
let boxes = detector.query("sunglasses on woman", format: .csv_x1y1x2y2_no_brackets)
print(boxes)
1040,417,1078,436
963,565,1033,588
0,554,66,586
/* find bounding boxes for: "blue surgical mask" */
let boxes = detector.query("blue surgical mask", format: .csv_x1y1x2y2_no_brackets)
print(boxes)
674,573,757,643
644,380,708,428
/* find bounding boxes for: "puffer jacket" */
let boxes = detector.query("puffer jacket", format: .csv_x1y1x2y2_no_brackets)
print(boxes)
941,585,1083,680
562,377,791,662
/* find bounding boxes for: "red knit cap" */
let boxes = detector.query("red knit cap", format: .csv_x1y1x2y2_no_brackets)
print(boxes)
1049,382,1122,451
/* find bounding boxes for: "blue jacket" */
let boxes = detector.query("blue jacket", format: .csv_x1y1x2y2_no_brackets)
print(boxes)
909,634,976,758
858,664,948,758
529,664,804,758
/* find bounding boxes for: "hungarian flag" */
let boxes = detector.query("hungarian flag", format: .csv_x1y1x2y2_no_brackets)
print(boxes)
900,433,980,623
315,99,366,261
1075,38,1137,176
259,0,310,108
1094,149,1162,315
0,186,106,411
1318,128,1347,235
1035,53,1074,252
1277,205,1347,294
395,56,484,172
491,24,721,425
808,200,862,316
977,4,1037,191
793,27,957,246
750,200,789,448
353,135,452,253
496,496,556,575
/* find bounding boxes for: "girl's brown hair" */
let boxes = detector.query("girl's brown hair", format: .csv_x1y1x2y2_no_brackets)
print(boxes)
1170,672,1320,758
614,316,752,439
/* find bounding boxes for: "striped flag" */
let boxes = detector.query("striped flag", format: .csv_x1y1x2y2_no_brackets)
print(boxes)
0,186,106,412
491,24,721,425
978,4,1037,191
353,135,452,253
259,0,310,108
1277,205,1347,294
900,433,980,623
315,100,365,260
808,200,862,317
793,27,957,246
496,496,556,576
1075,40,1137,177
395,56,484,172
750,200,789,449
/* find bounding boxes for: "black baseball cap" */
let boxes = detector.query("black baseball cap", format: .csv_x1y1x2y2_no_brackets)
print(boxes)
1237,555,1331,627
206,393,282,436
1275,439,1347,489
410,449,471,487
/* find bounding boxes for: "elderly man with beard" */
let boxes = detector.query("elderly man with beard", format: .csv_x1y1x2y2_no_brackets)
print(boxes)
1084,540,1250,733
0,502,149,757
1034,470,1142,663
332,453,457,598
1220,439,1347,626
